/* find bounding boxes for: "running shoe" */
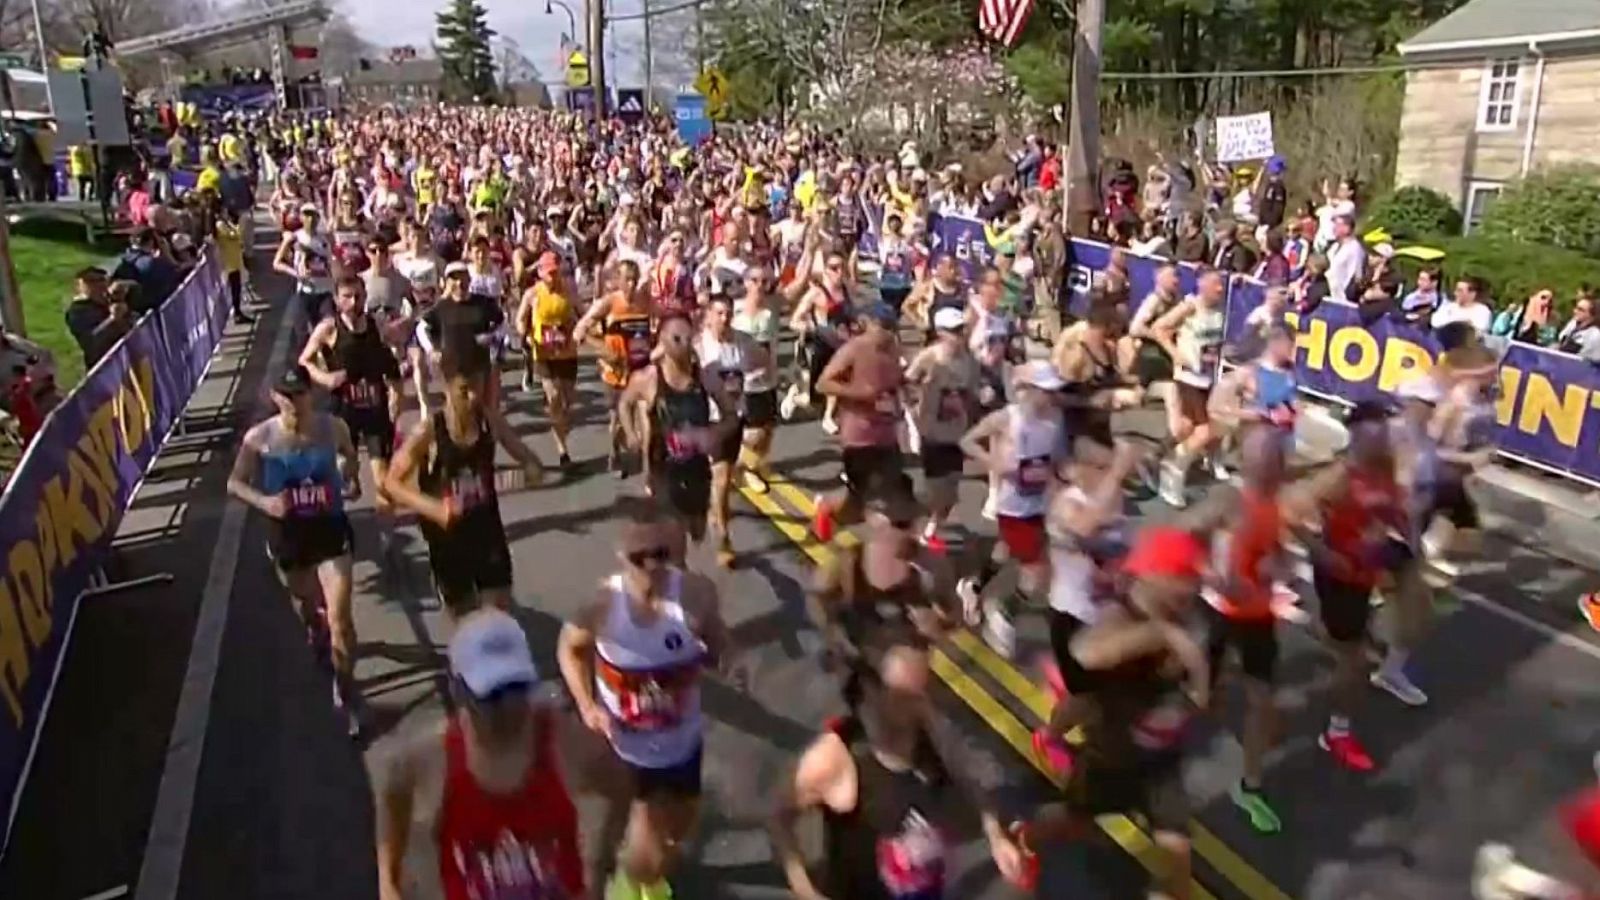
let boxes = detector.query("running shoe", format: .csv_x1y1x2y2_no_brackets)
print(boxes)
1319,729,1377,772
921,533,948,556
980,493,998,521
957,577,983,626
983,607,1016,658
742,468,770,494
812,496,836,543
1032,727,1075,779
821,415,840,436
1158,458,1188,508
1579,593,1600,633
558,452,572,469
1371,667,1429,707
779,383,802,421
1230,782,1283,834
1209,456,1232,482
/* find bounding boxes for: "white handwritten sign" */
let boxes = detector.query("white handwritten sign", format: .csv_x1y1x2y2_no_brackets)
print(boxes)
1215,112,1275,163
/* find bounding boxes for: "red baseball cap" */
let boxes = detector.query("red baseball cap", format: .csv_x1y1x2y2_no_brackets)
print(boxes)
1122,527,1207,581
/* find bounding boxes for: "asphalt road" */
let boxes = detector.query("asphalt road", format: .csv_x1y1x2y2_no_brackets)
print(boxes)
4,246,1600,900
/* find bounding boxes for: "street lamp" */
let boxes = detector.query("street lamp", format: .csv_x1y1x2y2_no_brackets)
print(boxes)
545,0,579,45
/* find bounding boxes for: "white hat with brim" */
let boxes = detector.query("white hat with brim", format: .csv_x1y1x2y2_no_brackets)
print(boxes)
1017,361,1065,391
933,307,966,332
449,610,538,699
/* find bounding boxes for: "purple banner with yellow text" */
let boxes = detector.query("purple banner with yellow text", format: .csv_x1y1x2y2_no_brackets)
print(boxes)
0,252,226,851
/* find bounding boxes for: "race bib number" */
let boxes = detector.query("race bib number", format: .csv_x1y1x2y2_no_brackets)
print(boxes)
609,661,699,730
287,482,335,516
664,427,705,463
540,323,571,351
445,834,570,900
342,379,383,409
1016,456,1051,495
876,809,947,899
446,470,492,511
625,334,652,368
936,388,966,423
1132,700,1192,751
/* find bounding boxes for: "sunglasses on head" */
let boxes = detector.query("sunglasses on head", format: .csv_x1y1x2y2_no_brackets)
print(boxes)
627,545,673,566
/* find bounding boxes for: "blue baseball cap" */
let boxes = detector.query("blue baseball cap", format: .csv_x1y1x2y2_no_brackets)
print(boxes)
859,301,899,326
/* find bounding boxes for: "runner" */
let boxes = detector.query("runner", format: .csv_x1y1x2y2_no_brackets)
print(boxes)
1151,268,1228,507
383,351,545,615
273,201,336,331
787,248,856,434
904,306,981,553
956,361,1071,657
1208,322,1300,465
732,265,781,493
417,261,504,416
875,212,917,321
575,259,656,478
556,502,735,900
298,275,405,514
1029,526,1212,900
377,608,623,899
811,302,909,543
1419,344,1497,574
1056,303,1142,456
1032,440,1140,776
695,295,768,567
225,365,363,735
907,255,966,339
517,250,579,466
619,315,735,547
771,621,1027,900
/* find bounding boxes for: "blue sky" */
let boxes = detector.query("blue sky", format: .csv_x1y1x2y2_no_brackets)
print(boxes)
338,0,697,89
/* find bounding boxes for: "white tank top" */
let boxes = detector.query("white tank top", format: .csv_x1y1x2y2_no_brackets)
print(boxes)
696,331,749,422
593,571,705,768
1048,486,1100,623
994,405,1063,519
294,229,333,294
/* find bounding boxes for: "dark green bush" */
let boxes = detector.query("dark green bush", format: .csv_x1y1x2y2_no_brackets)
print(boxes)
1401,236,1600,317
1364,185,1462,239
1476,167,1600,257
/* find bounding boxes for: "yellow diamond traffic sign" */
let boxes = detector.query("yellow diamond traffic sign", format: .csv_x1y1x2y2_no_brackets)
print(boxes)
565,50,590,88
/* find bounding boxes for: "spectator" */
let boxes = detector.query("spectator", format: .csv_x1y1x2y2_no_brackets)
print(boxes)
1555,291,1600,362
1355,247,1402,324
1013,135,1042,187
215,207,253,324
1129,216,1170,258
1398,265,1442,325
977,174,1016,223
1243,285,1290,341
1038,144,1061,192
1492,289,1558,347
1254,228,1291,286
64,267,132,367
1211,220,1258,274
1294,254,1332,316
1256,157,1289,239
1173,211,1208,263
1142,159,1172,222
1285,216,1314,282
113,228,183,309
1314,176,1359,251
0,328,59,438
1431,275,1494,336
1325,214,1365,300
125,173,153,227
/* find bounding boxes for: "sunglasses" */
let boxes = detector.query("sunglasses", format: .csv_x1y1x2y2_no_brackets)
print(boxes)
627,545,673,566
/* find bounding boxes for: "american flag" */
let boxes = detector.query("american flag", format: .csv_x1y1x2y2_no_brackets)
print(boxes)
979,0,1037,46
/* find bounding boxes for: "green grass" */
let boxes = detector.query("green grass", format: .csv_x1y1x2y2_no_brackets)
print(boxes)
10,217,121,388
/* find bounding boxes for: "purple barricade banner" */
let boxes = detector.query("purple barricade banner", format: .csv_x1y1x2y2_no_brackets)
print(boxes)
0,252,226,849
1222,288,1600,485
158,253,228,396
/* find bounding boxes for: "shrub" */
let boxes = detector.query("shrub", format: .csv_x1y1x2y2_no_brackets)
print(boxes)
1476,167,1600,257
1364,186,1462,239
1424,236,1600,317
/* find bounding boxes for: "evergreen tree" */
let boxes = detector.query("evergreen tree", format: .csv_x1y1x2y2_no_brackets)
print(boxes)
435,0,497,102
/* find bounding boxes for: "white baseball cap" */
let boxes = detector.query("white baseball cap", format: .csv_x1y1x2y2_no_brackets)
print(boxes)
933,307,966,332
449,609,538,698
1016,361,1065,391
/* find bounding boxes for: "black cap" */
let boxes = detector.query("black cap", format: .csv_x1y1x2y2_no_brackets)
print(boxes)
274,364,313,397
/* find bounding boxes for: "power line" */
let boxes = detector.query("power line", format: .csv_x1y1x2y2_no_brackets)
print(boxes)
1100,59,1458,80
607,0,705,22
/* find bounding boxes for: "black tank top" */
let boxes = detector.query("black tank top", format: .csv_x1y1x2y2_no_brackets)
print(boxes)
837,547,929,645
930,284,964,320
653,362,711,465
418,412,504,543
1081,630,1193,767
822,716,950,900
327,316,393,412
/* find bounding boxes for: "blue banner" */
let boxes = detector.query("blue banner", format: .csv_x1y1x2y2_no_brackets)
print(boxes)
674,93,711,145
178,84,277,119
0,253,225,850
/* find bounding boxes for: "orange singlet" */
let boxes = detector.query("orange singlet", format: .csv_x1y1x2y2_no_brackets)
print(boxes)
1213,488,1282,621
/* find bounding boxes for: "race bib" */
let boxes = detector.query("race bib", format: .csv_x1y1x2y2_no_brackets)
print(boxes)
540,323,571,351
625,334,652,368
875,392,901,416
936,388,966,423
1132,700,1192,751
609,661,698,730
445,833,570,900
876,809,947,899
1016,456,1050,495
286,481,335,516
446,470,492,511
342,379,383,409
664,427,704,463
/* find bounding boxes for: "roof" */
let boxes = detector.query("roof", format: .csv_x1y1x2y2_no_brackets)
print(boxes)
1399,0,1600,55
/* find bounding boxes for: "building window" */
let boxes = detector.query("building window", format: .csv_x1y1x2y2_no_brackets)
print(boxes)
1464,181,1503,233
1477,59,1521,131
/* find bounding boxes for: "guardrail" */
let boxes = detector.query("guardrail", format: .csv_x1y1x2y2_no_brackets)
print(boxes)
0,249,228,858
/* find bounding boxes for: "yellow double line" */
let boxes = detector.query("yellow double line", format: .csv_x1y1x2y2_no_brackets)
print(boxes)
737,469,1295,900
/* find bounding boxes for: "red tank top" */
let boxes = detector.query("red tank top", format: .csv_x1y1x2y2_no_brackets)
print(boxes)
1217,488,1282,621
839,345,904,450
435,713,585,900
1321,466,1402,588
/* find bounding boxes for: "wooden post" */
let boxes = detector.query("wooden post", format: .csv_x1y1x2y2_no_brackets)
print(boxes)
1065,0,1103,236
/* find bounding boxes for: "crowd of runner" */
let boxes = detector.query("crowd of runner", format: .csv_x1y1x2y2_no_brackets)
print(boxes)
201,105,1586,900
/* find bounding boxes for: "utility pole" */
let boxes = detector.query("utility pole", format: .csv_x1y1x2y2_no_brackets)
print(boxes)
642,0,653,108
588,0,608,117
1065,0,1103,236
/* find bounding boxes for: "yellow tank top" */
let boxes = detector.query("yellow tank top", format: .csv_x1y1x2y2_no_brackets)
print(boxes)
530,284,577,361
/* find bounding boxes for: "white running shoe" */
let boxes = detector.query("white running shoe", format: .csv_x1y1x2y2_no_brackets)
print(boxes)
1371,668,1429,707
779,384,802,421
1472,843,1582,900
957,577,983,626
821,416,840,436
980,493,998,522
1158,459,1188,508
983,607,1016,659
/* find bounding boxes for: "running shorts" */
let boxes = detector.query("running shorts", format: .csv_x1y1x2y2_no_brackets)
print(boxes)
921,442,965,480
268,515,353,572
712,419,744,465
744,388,779,429
1065,752,1188,833
629,743,704,799
427,526,514,612
841,445,908,504
1176,383,1212,426
1133,342,1173,386
340,407,395,464
997,515,1047,566
1048,609,1100,696
298,290,332,327
657,457,712,524
1311,566,1374,644
1204,608,1278,684
537,358,579,382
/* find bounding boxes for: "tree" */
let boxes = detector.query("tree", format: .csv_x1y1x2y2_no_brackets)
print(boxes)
435,0,495,102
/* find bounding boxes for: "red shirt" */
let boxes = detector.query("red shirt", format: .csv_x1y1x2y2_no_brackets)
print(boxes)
1039,157,1061,191
1218,488,1282,621
1321,466,1404,588
435,712,585,900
